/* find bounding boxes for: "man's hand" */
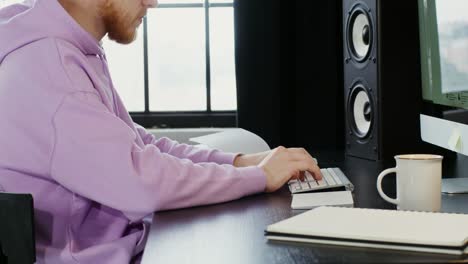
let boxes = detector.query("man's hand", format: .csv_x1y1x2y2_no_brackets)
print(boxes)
258,146,322,193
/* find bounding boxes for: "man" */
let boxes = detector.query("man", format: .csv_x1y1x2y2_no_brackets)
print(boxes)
0,0,322,263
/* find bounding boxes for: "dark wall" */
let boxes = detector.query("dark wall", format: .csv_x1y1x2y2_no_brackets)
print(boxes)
292,0,344,150
234,0,283,148
235,0,344,150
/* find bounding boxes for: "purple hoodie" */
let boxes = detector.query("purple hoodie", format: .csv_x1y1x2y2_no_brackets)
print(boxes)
0,0,266,263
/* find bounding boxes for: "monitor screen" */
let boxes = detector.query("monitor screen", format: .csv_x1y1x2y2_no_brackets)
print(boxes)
419,0,468,109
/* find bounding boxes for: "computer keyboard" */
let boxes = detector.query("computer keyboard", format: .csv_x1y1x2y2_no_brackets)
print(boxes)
288,167,354,194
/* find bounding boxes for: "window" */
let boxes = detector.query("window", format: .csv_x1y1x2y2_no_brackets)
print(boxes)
103,27,146,112
147,7,207,111
104,0,237,128
0,0,21,8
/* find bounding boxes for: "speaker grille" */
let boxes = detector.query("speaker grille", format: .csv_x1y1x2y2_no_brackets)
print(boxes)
347,83,373,139
346,4,373,63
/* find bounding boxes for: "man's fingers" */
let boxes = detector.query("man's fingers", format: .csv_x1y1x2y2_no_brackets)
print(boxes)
287,149,321,179
293,160,322,180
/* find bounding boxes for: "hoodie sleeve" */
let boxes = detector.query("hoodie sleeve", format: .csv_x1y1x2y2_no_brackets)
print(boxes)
50,92,266,221
133,123,238,165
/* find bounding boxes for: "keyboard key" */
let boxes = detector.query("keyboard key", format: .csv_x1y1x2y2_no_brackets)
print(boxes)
289,181,301,190
328,168,342,185
316,178,327,186
307,179,318,188
319,172,328,185
304,171,315,182
298,178,308,188
321,169,336,185
307,171,328,186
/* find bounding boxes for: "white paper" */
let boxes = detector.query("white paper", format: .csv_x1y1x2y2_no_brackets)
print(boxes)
447,127,462,151
189,128,270,154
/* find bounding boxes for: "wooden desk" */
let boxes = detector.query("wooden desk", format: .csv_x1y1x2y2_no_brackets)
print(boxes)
141,150,468,264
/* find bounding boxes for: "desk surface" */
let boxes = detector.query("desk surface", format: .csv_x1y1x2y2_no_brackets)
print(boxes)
141,150,468,264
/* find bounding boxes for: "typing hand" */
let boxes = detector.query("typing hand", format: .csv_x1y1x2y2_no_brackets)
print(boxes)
258,146,322,193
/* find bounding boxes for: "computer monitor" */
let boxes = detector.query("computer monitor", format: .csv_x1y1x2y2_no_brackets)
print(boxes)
418,0,468,193
419,0,468,106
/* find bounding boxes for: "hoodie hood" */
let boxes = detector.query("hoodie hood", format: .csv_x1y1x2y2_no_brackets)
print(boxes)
0,0,103,64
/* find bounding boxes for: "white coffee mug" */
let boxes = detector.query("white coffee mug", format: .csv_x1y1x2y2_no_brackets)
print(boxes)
376,154,443,212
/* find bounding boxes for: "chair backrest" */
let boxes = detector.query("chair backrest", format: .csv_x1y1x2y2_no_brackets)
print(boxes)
0,192,35,264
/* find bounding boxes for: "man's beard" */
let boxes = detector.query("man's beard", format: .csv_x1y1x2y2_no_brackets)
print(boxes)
100,0,139,44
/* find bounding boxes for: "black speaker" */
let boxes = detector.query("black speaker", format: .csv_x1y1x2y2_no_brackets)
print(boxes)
343,0,424,160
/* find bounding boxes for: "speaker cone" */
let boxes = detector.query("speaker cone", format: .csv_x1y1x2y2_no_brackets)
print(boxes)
347,5,373,62
348,84,373,138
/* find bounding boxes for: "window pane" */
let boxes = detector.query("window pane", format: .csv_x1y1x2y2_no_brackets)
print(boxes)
0,0,21,8
210,7,237,110
209,0,233,3
158,0,203,4
103,27,145,112
147,8,206,111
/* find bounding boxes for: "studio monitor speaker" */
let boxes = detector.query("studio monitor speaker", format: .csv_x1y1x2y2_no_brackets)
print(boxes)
343,0,424,160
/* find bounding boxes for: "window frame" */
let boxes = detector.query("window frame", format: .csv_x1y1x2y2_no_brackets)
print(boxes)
131,0,237,128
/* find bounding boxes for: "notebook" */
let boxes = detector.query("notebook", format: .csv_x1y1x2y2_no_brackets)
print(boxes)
266,206,468,255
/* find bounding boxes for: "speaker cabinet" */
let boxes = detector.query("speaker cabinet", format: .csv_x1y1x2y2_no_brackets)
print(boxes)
343,0,423,160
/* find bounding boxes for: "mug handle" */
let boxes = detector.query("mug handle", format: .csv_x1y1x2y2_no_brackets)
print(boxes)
376,168,399,205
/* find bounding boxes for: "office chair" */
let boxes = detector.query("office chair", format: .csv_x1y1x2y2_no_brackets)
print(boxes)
0,192,36,264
